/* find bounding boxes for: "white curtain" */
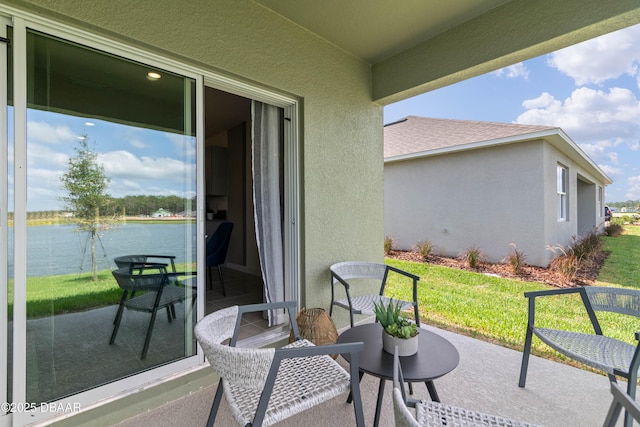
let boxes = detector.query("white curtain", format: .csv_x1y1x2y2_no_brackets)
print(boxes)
252,101,285,326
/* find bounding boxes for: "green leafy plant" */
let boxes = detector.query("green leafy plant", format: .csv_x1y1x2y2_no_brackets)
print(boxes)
416,240,434,260
504,243,526,275
604,223,623,237
547,244,579,284
384,236,396,255
570,229,602,263
460,246,485,269
373,298,418,339
384,235,395,255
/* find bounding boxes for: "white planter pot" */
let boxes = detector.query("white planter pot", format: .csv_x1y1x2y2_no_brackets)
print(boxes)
382,330,418,356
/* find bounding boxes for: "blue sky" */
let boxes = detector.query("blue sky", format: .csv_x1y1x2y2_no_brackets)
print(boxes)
384,23,640,204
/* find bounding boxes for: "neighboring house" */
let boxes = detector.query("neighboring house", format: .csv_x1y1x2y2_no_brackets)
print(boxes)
384,116,612,267
1,1,637,426
151,208,173,218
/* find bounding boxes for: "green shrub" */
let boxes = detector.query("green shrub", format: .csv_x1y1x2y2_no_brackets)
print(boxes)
460,246,485,269
415,240,434,260
604,223,623,237
547,244,579,284
504,243,526,275
570,229,602,263
384,235,395,255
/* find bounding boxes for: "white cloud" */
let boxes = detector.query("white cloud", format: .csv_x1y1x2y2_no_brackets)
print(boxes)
599,164,624,178
129,139,147,149
522,92,558,109
26,143,69,169
548,24,640,86
579,142,618,164
26,168,64,209
516,87,640,142
493,62,529,79
27,121,77,145
100,150,195,182
626,175,640,199
165,133,197,158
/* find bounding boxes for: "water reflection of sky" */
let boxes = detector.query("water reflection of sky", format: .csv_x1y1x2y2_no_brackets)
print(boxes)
8,222,197,277
8,108,196,212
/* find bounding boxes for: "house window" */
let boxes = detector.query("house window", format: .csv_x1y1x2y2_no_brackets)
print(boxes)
557,165,567,221
598,186,604,215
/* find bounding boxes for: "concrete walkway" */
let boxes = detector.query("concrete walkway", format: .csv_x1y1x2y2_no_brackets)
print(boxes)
113,324,623,427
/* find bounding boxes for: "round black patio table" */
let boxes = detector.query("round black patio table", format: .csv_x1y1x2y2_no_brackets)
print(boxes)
337,322,459,427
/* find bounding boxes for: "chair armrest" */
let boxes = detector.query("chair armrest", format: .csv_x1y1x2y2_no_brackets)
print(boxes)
331,272,351,290
524,287,601,335
275,341,364,360
387,265,420,282
233,301,300,344
237,301,298,316
524,287,582,299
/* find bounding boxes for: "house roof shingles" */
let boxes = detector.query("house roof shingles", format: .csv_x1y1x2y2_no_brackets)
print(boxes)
384,116,557,159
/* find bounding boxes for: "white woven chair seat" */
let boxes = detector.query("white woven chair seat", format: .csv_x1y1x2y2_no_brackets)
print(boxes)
123,285,188,312
415,400,539,427
534,328,634,374
224,339,351,426
334,295,412,316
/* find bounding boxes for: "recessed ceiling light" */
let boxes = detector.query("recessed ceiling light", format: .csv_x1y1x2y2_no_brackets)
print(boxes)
85,122,95,127
147,72,162,80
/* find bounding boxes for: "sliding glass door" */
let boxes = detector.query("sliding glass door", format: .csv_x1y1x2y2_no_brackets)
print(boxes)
9,27,199,410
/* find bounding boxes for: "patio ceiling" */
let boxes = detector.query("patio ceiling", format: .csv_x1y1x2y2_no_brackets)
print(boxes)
255,0,640,104
254,0,512,64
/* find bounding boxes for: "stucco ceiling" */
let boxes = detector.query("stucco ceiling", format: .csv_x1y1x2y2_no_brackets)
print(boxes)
254,0,512,63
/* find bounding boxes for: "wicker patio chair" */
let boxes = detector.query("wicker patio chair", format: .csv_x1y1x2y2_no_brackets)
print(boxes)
110,268,191,359
329,261,420,328
392,347,537,427
194,301,365,427
519,286,640,427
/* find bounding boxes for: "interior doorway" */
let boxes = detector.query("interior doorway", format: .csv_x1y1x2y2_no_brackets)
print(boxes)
203,87,266,327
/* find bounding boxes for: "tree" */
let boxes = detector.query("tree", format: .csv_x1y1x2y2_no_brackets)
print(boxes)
60,134,111,280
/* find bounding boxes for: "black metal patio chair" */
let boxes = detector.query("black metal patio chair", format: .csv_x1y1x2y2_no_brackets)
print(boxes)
110,268,192,359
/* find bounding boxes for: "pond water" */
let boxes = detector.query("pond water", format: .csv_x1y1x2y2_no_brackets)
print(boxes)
8,222,197,277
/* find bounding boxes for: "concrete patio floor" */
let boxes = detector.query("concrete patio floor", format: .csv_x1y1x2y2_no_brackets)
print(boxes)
112,324,626,427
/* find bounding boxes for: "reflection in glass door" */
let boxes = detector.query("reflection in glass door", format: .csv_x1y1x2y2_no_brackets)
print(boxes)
19,30,197,404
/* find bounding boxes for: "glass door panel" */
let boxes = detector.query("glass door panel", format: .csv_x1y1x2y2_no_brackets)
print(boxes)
23,30,197,403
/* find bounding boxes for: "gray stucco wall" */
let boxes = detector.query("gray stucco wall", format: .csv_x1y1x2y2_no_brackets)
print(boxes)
541,142,606,262
385,141,548,266
385,139,607,268
7,0,384,315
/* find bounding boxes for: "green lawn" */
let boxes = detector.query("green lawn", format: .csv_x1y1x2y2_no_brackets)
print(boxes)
9,270,121,318
384,225,640,361
10,262,194,318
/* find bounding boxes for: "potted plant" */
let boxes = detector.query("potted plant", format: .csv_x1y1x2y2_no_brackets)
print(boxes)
373,298,419,356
